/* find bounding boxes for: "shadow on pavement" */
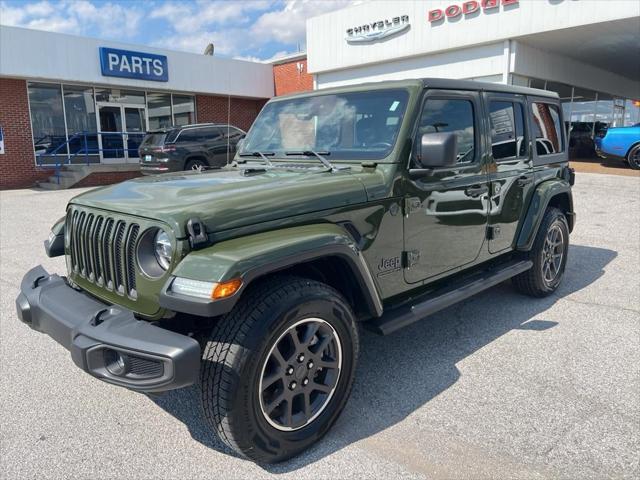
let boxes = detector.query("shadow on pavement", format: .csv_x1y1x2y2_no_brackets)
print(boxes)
150,244,616,471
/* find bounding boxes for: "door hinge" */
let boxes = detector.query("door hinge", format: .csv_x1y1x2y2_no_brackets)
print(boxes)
403,197,422,216
402,250,421,268
487,225,501,240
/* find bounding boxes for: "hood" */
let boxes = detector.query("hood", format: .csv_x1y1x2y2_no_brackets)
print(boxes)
70,166,370,234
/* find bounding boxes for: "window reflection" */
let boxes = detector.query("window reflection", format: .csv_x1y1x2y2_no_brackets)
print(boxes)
172,95,196,126
63,85,99,156
28,83,67,158
147,92,172,130
531,102,563,155
489,101,527,160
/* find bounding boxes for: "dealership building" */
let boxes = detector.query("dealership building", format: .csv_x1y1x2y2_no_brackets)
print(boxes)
1,0,639,189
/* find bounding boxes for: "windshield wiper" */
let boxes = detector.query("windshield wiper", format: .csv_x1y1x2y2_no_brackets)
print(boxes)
238,151,274,167
285,150,336,172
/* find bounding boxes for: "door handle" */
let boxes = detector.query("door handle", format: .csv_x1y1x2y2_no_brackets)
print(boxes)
517,175,534,187
465,185,489,197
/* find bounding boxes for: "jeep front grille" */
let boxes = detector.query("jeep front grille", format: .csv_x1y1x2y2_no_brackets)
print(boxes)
67,208,140,298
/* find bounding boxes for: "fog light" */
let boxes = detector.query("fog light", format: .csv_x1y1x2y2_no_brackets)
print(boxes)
104,349,128,376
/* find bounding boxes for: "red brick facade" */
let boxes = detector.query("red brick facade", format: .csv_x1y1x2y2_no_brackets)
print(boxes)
0,78,52,189
273,58,313,96
1,57,311,190
196,95,267,132
74,171,142,188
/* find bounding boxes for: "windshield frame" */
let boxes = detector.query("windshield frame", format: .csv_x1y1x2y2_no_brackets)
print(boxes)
239,88,413,163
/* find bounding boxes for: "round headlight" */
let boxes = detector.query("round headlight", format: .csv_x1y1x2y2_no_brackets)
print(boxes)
154,229,173,270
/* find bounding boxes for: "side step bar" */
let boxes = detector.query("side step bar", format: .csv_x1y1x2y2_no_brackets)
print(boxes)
367,260,533,335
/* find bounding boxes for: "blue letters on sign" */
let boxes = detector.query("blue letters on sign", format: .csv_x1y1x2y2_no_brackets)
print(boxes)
99,47,168,82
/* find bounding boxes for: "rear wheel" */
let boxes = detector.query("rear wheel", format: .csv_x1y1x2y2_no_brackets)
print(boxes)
513,207,569,297
199,276,358,463
185,158,208,171
626,144,640,170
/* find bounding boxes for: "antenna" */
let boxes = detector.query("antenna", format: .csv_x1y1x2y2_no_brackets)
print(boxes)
203,43,214,56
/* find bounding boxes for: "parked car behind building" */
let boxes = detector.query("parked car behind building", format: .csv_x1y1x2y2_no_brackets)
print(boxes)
138,123,245,174
595,124,640,170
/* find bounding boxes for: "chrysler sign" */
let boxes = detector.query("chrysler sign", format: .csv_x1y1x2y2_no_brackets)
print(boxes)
428,0,519,23
346,15,410,43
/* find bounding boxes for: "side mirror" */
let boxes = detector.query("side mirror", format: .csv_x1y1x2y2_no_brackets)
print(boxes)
417,132,458,168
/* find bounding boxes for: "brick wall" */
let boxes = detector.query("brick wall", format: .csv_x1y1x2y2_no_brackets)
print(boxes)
273,58,313,96
0,78,52,189
73,171,142,188
195,95,267,132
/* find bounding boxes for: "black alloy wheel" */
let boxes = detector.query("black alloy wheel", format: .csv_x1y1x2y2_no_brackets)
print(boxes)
541,223,565,286
258,318,342,431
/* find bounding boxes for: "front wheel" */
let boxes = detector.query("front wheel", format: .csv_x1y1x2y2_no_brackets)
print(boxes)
513,207,569,297
199,276,359,463
626,144,640,170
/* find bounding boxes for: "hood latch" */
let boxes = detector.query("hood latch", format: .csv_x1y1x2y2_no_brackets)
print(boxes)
186,218,209,250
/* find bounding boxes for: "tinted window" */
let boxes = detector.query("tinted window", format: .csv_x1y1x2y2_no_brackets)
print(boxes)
531,102,563,155
418,99,475,163
489,101,527,160
200,127,223,141
141,133,167,146
177,128,204,143
226,127,245,140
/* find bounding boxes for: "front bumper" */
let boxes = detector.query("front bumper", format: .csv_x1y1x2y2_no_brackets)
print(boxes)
16,265,200,393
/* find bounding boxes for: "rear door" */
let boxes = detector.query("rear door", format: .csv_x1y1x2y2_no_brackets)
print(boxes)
201,127,227,166
403,90,490,284
483,93,535,253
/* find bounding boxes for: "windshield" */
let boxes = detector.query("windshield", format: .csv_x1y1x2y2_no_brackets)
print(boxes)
241,89,410,160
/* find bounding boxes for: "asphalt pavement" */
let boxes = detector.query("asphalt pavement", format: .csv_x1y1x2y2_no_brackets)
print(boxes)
1,172,638,479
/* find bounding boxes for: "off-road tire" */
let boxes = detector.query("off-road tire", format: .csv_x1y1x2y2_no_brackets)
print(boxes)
513,207,569,297
185,158,208,171
199,276,359,463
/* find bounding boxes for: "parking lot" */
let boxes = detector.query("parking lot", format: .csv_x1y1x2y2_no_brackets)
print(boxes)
1,172,638,479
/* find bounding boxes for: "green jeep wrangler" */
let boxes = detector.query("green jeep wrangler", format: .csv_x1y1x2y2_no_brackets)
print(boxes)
17,79,575,463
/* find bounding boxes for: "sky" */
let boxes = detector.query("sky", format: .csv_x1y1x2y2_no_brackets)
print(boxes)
0,0,363,61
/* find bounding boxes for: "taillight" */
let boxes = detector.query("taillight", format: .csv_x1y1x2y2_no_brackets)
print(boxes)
152,145,176,153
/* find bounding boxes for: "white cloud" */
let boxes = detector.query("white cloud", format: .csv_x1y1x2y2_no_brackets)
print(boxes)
251,0,362,44
0,0,366,60
0,0,142,37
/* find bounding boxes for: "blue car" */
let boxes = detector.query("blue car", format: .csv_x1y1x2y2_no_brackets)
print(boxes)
595,124,640,170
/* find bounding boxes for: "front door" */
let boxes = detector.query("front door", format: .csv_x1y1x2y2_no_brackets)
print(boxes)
484,93,535,253
98,104,146,163
403,90,489,284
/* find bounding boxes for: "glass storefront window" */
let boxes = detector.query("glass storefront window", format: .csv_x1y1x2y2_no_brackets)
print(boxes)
28,83,67,156
147,92,172,130
63,85,99,156
27,83,197,163
172,95,196,126
624,100,640,126
95,88,145,105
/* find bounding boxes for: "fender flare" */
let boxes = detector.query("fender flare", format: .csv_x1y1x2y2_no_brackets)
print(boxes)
159,224,383,318
516,178,574,251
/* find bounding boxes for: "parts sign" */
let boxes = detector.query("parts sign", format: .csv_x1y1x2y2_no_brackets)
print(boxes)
99,47,169,82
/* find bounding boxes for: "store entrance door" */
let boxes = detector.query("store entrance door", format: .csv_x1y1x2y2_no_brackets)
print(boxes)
97,103,146,163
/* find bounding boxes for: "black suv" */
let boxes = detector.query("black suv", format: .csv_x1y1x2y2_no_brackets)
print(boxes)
138,123,245,174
